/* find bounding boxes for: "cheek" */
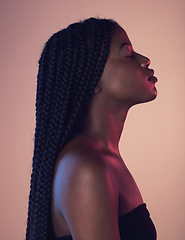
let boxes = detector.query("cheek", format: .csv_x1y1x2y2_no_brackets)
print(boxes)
115,60,141,81
106,61,129,83
100,61,146,98
103,65,125,93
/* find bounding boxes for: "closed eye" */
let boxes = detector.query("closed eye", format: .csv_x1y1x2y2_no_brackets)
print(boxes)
117,47,128,56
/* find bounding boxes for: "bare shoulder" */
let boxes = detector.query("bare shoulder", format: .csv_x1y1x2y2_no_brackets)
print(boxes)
52,136,120,240
53,136,118,203
55,135,114,178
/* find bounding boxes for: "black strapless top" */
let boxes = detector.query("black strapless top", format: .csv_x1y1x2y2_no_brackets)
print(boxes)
54,203,157,240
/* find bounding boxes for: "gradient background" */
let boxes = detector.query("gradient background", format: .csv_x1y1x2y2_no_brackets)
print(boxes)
0,0,185,239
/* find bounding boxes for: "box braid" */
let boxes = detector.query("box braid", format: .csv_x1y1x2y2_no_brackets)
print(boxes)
26,17,118,240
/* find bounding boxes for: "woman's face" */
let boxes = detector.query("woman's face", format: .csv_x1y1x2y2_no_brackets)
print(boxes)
98,25,157,107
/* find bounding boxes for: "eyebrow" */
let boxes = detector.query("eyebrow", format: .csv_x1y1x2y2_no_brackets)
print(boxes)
119,42,131,51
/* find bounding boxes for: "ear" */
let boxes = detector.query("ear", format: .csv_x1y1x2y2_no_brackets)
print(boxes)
94,82,102,94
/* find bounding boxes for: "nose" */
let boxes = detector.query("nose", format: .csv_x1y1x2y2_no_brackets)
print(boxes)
136,53,150,68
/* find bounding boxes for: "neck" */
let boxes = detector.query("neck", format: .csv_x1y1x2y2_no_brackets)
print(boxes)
82,97,130,155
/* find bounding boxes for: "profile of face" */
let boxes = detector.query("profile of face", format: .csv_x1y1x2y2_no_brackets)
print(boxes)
97,25,158,108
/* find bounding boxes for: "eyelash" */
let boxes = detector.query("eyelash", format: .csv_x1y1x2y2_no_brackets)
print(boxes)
118,47,134,59
117,47,128,56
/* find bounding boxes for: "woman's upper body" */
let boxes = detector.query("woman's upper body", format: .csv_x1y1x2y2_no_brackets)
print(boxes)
51,134,143,240
51,25,157,240
26,17,157,240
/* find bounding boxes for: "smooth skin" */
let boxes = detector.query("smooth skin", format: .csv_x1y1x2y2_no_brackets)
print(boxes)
51,25,157,240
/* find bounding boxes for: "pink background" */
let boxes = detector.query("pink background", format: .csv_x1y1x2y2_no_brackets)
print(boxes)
0,0,185,239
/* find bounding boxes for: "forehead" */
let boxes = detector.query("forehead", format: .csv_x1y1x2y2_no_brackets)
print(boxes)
110,26,131,51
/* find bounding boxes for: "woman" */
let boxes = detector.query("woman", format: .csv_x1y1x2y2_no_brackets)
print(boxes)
26,18,157,240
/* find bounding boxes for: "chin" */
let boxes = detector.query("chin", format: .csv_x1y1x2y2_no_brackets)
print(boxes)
143,87,158,102
146,90,157,102
132,91,158,106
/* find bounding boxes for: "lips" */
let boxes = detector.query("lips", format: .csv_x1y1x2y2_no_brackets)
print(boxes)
148,69,158,83
148,75,158,83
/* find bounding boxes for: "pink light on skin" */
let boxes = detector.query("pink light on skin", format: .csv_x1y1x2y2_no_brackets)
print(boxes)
117,43,158,90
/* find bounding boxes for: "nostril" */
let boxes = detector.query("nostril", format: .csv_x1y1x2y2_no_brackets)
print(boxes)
141,60,150,68
137,54,151,68
145,59,150,68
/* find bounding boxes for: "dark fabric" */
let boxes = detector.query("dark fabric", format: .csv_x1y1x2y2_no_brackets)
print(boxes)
55,203,156,240
118,203,157,240
55,236,73,240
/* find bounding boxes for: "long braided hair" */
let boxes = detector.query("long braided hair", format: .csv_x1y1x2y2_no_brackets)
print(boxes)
26,17,118,240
